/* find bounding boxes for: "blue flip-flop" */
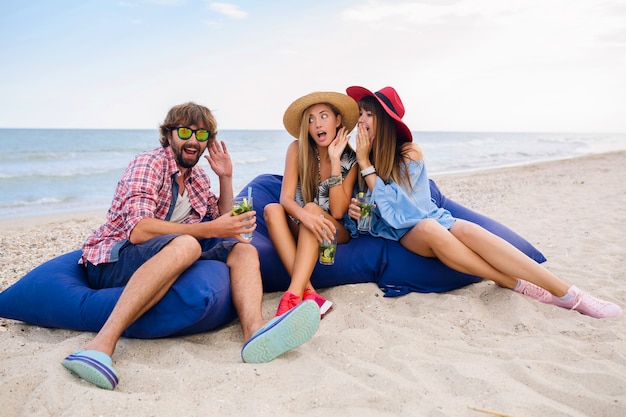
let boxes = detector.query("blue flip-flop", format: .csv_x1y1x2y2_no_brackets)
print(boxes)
241,299,320,363
62,350,119,390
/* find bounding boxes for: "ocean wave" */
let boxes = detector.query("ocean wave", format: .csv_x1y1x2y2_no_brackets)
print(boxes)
0,196,70,209
0,149,136,162
466,137,499,146
233,156,267,165
1,129,625,219
0,167,124,180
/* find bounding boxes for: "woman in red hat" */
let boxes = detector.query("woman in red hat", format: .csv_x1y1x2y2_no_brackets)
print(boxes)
265,92,360,317
344,85,621,319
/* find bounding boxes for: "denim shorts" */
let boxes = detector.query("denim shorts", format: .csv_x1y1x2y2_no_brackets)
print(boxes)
85,234,237,289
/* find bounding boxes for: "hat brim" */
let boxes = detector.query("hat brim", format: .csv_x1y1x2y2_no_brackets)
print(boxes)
346,86,413,142
283,92,359,139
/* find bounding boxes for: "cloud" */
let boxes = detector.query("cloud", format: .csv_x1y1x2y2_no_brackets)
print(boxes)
340,1,452,24
209,2,249,19
275,48,299,56
597,27,626,47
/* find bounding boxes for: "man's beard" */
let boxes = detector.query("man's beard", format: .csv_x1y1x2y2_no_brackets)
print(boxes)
171,142,202,169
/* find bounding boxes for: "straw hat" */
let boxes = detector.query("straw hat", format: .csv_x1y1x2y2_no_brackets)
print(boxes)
283,92,359,139
346,86,413,142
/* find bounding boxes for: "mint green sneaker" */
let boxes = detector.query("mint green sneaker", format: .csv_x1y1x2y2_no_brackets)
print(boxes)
242,300,320,363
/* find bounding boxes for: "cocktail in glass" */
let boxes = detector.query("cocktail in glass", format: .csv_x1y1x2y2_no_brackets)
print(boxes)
357,192,373,231
319,232,337,265
231,196,254,240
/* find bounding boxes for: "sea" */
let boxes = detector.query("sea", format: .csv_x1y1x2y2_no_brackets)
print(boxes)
1,128,625,220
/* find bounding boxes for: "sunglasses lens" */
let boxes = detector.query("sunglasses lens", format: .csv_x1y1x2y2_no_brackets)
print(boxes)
196,130,210,141
177,127,192,139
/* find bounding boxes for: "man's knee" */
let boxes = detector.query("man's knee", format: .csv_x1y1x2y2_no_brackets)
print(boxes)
228,243,260,268
168,235,202,261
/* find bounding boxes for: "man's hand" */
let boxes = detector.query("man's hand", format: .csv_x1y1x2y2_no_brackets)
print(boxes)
205,140,232,178
210,210,257,243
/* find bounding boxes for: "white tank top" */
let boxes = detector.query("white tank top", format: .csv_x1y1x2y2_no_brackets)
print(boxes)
170,187,192,223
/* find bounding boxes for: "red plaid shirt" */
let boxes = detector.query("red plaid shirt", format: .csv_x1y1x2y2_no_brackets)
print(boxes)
81,146,220,265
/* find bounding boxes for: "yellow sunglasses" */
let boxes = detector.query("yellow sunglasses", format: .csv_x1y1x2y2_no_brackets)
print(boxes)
173,127,211,142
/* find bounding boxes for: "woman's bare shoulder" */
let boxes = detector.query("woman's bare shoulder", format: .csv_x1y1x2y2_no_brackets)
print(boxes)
284,140,300,158
401,142,423,162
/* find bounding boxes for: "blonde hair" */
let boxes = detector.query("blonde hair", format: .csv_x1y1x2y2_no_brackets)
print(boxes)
297,112,318,203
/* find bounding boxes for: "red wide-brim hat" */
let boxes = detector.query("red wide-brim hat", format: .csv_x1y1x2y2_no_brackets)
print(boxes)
346,86,413,142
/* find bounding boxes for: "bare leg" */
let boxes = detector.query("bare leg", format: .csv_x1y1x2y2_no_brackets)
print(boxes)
84,235,202,356
264,203,298,276
226,243,266,341
400,219,621,318
265,203,341,297
400,219,569,295
450,220,569,295
286,204,350,297
230,241,321,364
286,206,323,297
266,203,342,317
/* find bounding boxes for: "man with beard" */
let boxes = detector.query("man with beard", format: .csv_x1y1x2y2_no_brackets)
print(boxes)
62,102,320,390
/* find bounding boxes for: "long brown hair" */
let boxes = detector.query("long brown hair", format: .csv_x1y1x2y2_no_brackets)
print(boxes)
357,96,412,192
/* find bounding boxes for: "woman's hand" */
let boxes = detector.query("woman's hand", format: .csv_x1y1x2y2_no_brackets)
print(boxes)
347,198,361,220
348,197,376,221
355,124,372,168
302,212,336,243
328,126,349,162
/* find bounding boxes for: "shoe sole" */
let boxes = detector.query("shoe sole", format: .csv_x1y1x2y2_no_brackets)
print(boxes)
62,350,119,390
319,299,333,317
304,293,333,318
241,300,320,363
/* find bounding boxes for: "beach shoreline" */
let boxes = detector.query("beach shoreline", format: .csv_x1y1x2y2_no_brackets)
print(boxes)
1,151,625,416
2,126,624,222
0,149,618,226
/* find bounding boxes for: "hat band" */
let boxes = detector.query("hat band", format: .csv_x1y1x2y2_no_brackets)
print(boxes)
375,92,399,117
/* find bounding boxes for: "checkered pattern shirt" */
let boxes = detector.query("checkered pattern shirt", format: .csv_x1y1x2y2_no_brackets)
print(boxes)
80,146,220,265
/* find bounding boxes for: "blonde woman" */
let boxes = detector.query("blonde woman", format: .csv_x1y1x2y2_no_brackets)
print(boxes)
265,92,359,317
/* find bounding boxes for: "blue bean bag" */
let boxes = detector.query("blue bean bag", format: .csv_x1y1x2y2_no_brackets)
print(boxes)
247,174,546,296
0,174,545,338
0,251,237,338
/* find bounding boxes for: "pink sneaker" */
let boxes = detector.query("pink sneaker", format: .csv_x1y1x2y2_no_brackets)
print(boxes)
275,291,301,317
303,288,333,318
514,279,554,303
552,286,622,319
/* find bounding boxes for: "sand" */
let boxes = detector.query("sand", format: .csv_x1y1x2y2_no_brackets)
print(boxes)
1,152,624,417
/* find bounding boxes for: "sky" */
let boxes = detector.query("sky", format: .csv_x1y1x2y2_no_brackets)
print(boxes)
1,0,625,133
